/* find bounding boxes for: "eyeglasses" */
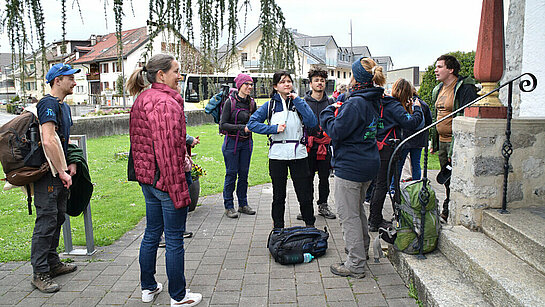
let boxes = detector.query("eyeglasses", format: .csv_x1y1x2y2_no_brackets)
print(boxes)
242,82,254,87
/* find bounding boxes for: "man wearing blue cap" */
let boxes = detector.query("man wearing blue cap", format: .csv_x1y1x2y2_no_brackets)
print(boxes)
31,63,80,293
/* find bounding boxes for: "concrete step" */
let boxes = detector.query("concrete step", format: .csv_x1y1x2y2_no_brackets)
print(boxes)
388,247,491,307
482,206,545,275
439,226,545,307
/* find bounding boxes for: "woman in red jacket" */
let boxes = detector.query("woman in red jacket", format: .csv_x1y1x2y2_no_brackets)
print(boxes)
127,54,202,307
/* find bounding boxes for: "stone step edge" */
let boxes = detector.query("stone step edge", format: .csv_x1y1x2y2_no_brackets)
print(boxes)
439,226,545,307
387,246,491,307
482,210,545,275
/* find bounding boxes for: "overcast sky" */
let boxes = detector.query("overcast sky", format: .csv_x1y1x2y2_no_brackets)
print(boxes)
0,0,488,70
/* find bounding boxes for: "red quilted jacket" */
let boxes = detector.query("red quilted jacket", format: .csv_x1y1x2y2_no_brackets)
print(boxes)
129,83,190,209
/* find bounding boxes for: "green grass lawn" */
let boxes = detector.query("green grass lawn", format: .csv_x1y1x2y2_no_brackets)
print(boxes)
0,123,439,262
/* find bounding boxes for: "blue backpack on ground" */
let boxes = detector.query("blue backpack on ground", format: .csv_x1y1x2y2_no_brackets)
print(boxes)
267,226,329,265
204,85,230,124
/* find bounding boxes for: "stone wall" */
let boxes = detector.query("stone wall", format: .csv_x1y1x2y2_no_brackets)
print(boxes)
450,116,545,229
71,110,214,139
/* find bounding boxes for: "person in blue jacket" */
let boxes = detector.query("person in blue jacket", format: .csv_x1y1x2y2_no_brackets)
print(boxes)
247,71,318,229
321,57,383,278
368,78,423,232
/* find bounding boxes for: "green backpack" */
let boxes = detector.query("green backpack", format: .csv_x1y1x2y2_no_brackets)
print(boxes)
394,179,441,254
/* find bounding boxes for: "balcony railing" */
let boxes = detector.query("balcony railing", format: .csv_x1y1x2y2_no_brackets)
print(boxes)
243,60,260,69
86,73,100,81
325,58,337,67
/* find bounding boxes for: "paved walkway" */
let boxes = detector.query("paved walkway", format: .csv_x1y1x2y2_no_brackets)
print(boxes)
0,172,444,306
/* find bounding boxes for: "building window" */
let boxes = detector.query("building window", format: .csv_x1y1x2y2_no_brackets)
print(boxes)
113,81,116,91
343,72,347,79
112,62,121,72
241,53,248,65
102,81,110,90
337,71,340,79
24,81,37,91
101,63,109,73
330,70,334,77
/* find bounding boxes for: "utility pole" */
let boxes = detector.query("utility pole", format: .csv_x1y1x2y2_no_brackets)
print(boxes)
350,20,353,60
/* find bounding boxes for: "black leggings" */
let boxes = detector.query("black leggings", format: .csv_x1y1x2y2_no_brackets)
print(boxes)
369,145,394,226
269,158,315,228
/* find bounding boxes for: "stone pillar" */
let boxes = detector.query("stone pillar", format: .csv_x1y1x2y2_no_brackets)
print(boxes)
450,117,545,230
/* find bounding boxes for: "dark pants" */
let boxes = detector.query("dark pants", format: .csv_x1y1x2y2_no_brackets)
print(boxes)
438,141,451,215
222,137,253,209
31,172,68,273
269,158,315,228
369,145,394,227
307,149,331,205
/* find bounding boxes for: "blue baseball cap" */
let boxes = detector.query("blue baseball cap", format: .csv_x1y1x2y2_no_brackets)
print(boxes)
46,63,81,84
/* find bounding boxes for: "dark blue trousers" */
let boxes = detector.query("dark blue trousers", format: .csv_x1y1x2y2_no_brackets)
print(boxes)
222,136,253,209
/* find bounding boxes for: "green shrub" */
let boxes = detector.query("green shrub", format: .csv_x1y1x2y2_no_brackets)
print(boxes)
10,96,20,103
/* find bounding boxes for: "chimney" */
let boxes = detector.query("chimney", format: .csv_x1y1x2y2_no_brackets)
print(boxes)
90,35,97,46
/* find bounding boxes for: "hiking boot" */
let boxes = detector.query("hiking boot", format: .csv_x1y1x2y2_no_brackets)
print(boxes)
171,289,202,306
142,282,163,303
296,214,303,220
318,204,336,219
31,272,60,293
49,262,77,278
238,205,256,215
369,219,392,232
330,263,365,279
225,208,239,218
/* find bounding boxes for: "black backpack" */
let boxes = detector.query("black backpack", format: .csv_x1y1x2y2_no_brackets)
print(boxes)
267,226,329,265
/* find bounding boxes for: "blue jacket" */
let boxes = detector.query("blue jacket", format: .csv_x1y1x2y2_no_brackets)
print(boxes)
403,97,433,149
247,93,317,135
376,95,423,147
320,87,382,182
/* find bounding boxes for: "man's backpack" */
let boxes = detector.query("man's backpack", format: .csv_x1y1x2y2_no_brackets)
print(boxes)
267,226,329,265
204,84,230,124
0,109,49,215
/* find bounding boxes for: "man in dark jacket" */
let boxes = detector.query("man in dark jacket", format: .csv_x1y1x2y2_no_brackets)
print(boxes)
430,54,478,222
298,67,336,220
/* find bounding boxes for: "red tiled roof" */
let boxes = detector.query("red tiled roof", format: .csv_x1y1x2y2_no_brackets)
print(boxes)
72,27,148,64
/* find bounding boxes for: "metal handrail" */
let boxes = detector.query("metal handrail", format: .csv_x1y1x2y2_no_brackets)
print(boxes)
387,72,537,216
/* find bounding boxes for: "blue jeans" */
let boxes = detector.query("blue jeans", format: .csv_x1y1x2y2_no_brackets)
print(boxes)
139,184,188,301
390,147,423,191
222,136,253,209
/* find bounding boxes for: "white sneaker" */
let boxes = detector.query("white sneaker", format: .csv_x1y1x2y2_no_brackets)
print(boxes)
171,289,202,306
142,282,163,303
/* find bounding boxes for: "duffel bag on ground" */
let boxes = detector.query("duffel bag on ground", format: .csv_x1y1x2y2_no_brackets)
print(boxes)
267,226,329,265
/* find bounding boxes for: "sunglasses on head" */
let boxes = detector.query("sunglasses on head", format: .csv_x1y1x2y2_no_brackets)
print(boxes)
57,64,72,73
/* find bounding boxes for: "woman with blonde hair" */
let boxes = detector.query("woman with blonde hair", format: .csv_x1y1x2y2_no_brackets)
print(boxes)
127,54,202,307
320,57,384,278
